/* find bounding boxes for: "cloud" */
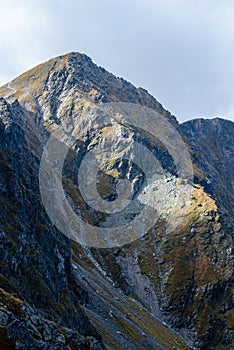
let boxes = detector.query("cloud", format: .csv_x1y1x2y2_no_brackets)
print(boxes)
0,1,51,79
0,0,233,122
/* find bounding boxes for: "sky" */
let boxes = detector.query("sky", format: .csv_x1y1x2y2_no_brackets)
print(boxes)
0,0,234,122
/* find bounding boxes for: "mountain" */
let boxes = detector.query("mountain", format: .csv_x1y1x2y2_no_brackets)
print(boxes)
0,52,233,350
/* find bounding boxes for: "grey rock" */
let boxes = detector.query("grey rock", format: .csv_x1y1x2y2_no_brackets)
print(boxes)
56,334,66,345
43,323,53,341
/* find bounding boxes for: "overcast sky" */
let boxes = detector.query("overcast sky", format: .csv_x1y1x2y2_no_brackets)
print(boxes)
0,0,234,122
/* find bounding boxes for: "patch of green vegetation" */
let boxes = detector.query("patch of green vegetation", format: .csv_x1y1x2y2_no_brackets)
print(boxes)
123,299,191,350
196,262,221,286
71,241,95,268
165,245,193,301
118,317,142,345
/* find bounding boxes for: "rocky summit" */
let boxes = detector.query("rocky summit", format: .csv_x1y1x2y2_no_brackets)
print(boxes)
0,52,233,350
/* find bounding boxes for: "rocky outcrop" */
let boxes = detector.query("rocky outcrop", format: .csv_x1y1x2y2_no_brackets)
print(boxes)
0,288,103,350
0,96,103,348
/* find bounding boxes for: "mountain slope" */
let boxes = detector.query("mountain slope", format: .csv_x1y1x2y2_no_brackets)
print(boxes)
0,52,233,350
180,118,234,231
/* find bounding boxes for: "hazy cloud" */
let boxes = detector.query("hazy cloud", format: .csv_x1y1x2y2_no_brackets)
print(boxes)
0,0,233,122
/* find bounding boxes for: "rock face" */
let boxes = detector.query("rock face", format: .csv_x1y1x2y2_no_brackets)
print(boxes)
180,118,234,231
0,52,233,349
0,288,103,350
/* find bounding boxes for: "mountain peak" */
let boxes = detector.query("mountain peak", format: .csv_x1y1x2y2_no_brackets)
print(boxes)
0,52,177,127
